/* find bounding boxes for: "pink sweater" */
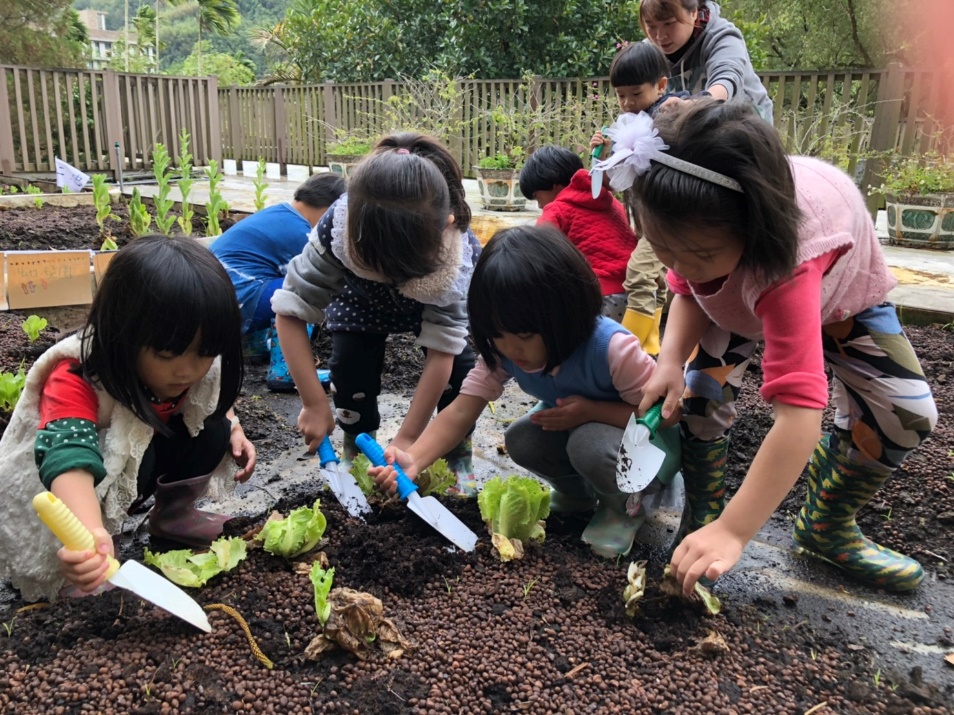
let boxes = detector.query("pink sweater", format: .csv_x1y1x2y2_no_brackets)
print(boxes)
667,156,896,410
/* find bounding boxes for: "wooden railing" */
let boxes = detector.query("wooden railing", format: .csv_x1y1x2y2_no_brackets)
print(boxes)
0,66,220,178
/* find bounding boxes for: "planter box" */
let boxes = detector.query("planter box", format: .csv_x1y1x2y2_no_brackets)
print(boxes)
473,167,526,212
327,154,366,179
885,192,954,250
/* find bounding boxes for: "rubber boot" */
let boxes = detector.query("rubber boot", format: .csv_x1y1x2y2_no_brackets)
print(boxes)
443,438,477,497
243,328,269,365
621,308,663,356
672,437,729,547
582,492,645,558
544,474,598,514
265,321,295,392
342,430,375,465
147,472,231,549
793,437,924,592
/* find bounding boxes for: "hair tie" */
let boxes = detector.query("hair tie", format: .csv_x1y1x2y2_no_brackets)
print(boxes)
591,111,743,194
396,148,410,155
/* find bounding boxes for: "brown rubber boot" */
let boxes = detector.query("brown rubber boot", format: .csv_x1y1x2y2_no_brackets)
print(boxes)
147,472,231,549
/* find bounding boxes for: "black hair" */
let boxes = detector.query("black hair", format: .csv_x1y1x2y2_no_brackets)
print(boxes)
294,172,346,207
373,133,471,232
468,225,602,373
346,150,451,285
632,98,802,284
79,235,244,436
639,0,706,26
518,146,584,199
609,42,670,88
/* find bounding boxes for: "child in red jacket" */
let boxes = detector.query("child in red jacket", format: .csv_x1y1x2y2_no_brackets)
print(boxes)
519,146,637,322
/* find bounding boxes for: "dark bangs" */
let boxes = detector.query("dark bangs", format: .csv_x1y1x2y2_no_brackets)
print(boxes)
468,225,601,373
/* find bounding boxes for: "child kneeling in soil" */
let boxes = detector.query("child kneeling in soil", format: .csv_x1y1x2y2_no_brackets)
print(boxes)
0,236,256,602
370,225,662,558
272,133,480,495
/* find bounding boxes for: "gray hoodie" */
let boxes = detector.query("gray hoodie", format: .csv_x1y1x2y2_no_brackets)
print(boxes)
661,1,773,122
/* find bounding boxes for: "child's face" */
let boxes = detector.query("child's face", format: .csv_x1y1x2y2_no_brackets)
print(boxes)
641,218,744,284
643,10,698,55
493,332,548,372
137,332,215,401
615,78,668,115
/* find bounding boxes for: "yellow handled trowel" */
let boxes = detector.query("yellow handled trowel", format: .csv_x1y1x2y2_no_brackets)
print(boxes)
33,492,212,632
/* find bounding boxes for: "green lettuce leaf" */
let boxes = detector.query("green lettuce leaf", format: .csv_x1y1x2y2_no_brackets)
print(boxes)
143,537,247,588
348,454,377,497
256,500,327,558
477,476,550,547
309,563,335,627
416,458,457,496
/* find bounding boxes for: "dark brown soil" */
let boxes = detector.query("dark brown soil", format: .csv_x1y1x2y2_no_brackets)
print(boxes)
0,204,951,712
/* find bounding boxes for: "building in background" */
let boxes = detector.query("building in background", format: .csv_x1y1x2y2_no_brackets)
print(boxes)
77,9,154,71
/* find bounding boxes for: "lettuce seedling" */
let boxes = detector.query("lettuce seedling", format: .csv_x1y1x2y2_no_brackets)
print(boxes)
309,563,335,627
144,537,247,588
477,476,550,561
622,560,648,617
660,564,722,615
348,454,377,497
21,315,47,342
0,362,27,412
415,458,456,496
256,500,327,558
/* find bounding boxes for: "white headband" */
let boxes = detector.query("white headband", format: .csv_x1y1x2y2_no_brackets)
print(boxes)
590,111,743,197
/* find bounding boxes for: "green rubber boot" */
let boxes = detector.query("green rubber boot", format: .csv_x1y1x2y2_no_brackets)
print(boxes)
581,493,645,558
545,474,598,515
793,437,924,592
342,430,375,467
675,437,729,541
444,438,477,497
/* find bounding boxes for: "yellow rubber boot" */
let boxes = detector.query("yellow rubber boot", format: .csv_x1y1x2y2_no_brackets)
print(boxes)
621,308,662,356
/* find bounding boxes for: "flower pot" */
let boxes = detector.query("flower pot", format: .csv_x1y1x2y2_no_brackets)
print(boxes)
327,154,366,179
885,192,954,250
474,167,526,212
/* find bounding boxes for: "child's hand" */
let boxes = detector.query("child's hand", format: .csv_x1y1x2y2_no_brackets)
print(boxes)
589,131,609,151
367,446,420,495
637,362,685,426
670,519,746,596
230,425,257,482
58,527,114,593
530,396,594,431
297,402,335,453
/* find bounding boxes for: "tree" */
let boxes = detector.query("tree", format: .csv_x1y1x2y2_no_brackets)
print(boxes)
195,0,241,74
1,0,88,67
170,42,254,85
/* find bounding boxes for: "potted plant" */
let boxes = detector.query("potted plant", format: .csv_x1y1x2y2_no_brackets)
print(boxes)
877,149,954,250
473,100,535,212
326,132,374,179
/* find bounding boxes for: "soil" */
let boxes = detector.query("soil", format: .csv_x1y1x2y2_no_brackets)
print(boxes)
0,206,952,713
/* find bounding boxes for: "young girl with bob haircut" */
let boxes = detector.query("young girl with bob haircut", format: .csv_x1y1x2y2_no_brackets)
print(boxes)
601,99,937,594
273,133,480,494
369,225,667,558
0,235,255,602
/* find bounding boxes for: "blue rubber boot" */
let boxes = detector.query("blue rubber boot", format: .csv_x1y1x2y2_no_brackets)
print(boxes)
266,321,295,392
243,328,269,365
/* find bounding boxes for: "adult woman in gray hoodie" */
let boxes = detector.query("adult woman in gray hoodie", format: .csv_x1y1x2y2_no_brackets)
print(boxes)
639,0,773,122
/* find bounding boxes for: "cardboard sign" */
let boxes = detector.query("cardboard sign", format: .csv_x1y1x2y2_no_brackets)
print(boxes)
92,251,117,286
0,254,7,310
7,251,92,309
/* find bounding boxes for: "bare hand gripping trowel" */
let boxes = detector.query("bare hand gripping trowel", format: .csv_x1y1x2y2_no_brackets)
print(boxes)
33,492,212,632
355,433,477,552
317,436,371,519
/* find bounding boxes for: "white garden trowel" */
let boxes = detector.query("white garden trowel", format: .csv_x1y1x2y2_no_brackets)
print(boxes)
355,433,477,552
616,403,669,493
317,436,372,519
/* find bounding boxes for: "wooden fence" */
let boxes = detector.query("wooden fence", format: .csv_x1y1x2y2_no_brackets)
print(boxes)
0,66,220,178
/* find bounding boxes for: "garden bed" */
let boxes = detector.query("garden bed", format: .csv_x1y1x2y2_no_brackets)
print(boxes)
0,208,952,711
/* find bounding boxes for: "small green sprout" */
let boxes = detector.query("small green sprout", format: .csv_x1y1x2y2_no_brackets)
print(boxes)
21,315,48,342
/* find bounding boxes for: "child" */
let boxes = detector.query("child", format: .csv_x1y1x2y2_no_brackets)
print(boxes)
589,41,685,355
0,235,256,602
613,99,937,594
638,0,773,121
369,225,666,558
272,133,481,495
518,145,637,322
210,172,346,390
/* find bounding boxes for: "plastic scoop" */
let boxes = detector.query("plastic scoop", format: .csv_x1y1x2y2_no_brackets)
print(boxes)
355,434,477,552
317,436,371,519
33,492,211,632
616,403,669,493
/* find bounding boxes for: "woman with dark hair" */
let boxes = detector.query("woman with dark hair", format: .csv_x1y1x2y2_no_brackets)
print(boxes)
0,235,255,602
368,225,671,559
273,133,481,494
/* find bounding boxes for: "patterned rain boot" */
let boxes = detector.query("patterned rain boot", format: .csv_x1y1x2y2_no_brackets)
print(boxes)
793,437,924,592
147,472,231,549
674,437,729,542
582,492,645,558
444,438,477,497
265,321,295,392
242,328,270,365
341,430,375,469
